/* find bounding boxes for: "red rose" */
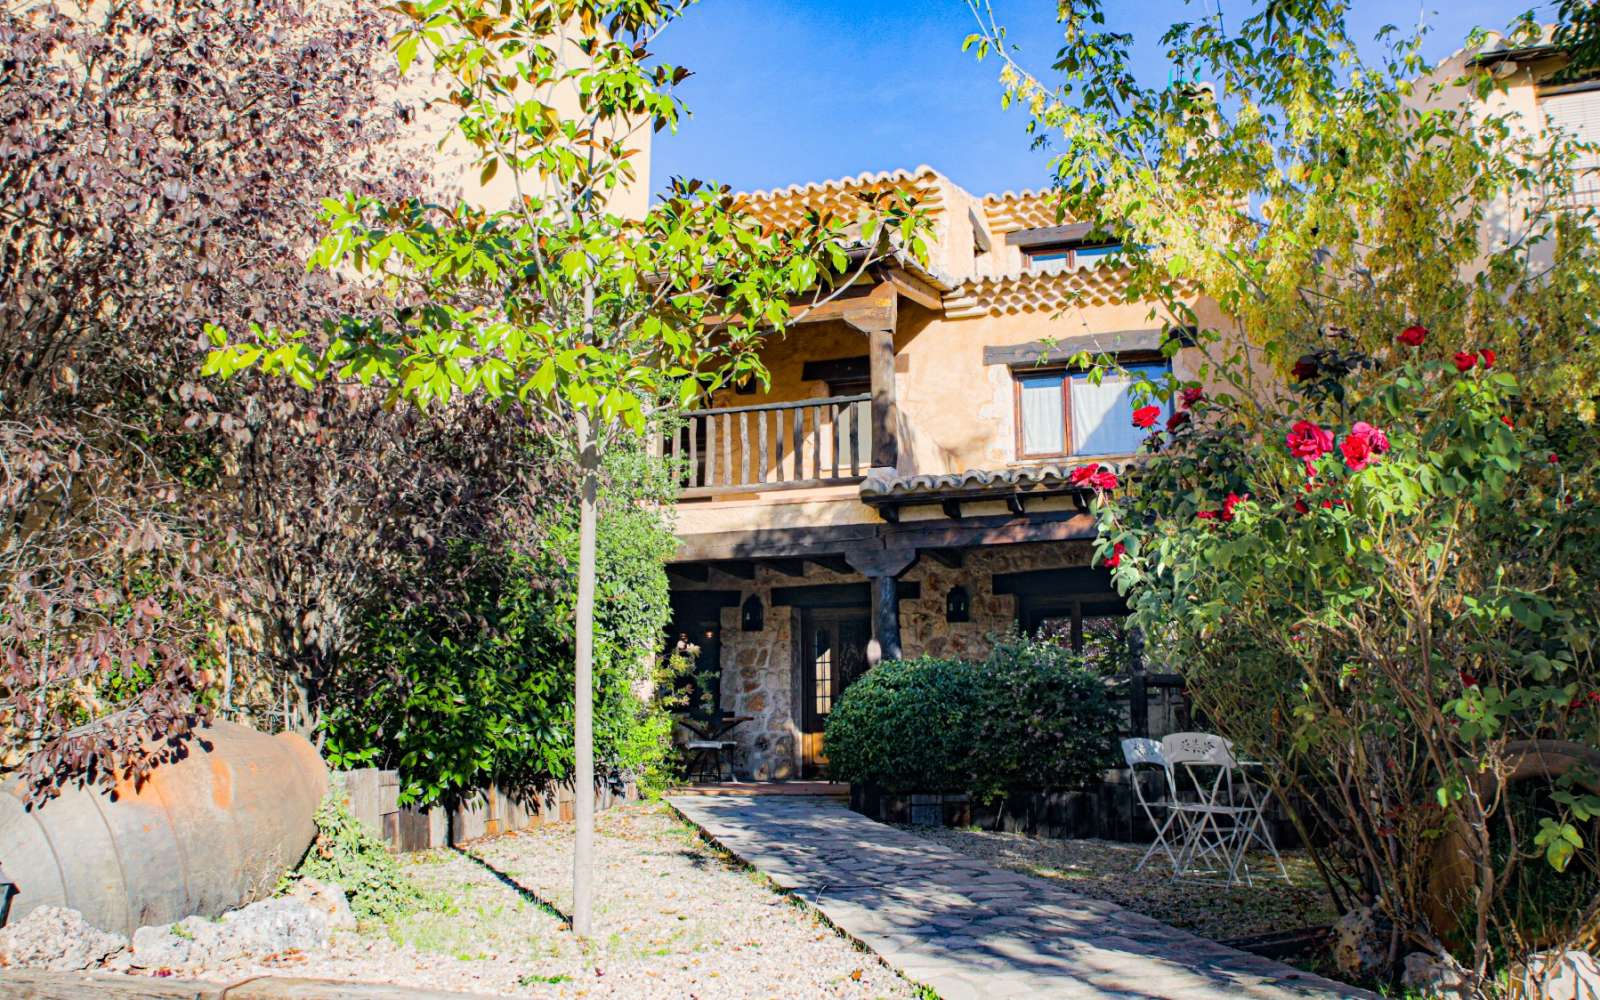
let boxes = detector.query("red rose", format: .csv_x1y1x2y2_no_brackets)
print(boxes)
1132,405,1162,429
1341,421,1389,471
1180,387,1204,408
1480,348,1495,368
1293,499,1310,514
1220,492,1246,522
1458,670,1479,689
1398,325,1428,347
1103,542,1125,568
1070,463,1118,491
1453,351,1478,373
1167,410,1191,432
1196,510,1218,521
1286,420,1334,463
1341,434,1372,471
1500,415,1514,429
1351,421,1389,453
1291,358,1319,382
1549,453,1560,464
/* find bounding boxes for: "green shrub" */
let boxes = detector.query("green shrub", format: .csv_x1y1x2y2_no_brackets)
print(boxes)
969,631,1121,801
321,448,685,808
823,631,1120,799
283,788,428,923
822,656,981,794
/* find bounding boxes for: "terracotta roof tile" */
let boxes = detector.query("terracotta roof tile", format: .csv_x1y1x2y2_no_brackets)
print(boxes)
860,461,1132,501
942,263,1140,318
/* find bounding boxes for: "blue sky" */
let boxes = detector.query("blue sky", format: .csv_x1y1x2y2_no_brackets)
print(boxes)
650,1,1540,198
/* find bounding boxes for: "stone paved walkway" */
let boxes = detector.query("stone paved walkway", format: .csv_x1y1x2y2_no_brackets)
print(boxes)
669,794,1375,1000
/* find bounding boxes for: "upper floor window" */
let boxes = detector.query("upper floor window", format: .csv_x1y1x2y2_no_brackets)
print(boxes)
1014,361,1169,460
1025,241,1123,272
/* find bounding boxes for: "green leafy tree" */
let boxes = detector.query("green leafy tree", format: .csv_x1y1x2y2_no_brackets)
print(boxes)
321,448,683,809
204,0,927,937
965,0,1600,988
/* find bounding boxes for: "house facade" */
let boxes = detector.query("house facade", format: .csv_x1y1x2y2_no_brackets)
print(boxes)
666,167,1225,780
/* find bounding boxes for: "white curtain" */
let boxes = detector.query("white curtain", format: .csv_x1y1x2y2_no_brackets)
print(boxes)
1018,375,1065,455
1070,372,1159,456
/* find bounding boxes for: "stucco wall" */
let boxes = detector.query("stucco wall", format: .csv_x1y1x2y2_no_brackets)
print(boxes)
686,291,1234,498
679,539,1097,780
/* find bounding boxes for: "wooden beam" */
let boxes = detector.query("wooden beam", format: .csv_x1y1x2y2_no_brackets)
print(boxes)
924,548,964,569
770,582,921,608
666,564,710,583
992,566,1119,597
844,546,918,579
799,356,869,383
878,504,900,524
1004,221,1097,247
790,286,882,327
982,329,1194,367
806,554,855,575
672,510,1097,563
885,267,944,312
709,561,756,580
895,513,1095,551
848,281,900,473
941,499,963,520
762,559,807,578
1006,494,1027,516
968,206,993,253
670,590,741,613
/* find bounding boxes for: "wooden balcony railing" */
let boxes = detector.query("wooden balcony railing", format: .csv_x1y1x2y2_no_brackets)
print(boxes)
672,393,873,498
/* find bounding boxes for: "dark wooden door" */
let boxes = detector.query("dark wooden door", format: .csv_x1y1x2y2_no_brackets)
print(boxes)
800,608,871,778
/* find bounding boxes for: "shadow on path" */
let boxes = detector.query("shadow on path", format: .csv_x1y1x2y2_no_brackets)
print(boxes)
452,847,568,926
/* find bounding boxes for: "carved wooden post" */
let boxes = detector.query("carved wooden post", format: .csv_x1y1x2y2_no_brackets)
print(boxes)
845,280,899,474
846,546,916,665
871,574,901,662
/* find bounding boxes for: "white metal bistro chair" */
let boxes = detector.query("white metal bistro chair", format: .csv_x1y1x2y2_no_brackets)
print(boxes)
1121,737,1186,874
1161,732,1287,886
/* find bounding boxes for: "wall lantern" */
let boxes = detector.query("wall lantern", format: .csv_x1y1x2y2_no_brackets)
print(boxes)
945,585,971,623
741,594,765,632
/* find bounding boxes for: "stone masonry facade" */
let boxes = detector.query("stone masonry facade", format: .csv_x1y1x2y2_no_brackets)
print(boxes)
678,540,1096,780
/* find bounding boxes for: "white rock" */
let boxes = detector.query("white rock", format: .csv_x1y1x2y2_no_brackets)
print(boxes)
130,896,330,970
1400,950,1472,998
284,877,356,930
1517,950,1600,1000
0,906,128,971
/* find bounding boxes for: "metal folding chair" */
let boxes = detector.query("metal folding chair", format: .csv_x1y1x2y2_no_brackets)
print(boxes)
1121,737,1185,874
1160,732,1290,886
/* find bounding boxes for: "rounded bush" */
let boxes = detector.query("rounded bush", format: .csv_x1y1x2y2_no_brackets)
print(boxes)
823,632,1120,799
822,656,978,794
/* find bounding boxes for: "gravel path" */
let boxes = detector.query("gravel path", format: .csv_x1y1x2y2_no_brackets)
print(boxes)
905,825,1336,941
105,802,920,998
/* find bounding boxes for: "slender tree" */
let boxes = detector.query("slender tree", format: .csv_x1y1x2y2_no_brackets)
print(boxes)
206,0,928,937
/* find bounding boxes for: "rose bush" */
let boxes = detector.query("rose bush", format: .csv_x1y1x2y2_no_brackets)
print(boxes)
1093,345,1600,980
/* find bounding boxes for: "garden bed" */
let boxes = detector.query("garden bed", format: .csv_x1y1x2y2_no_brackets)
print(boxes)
903,824,1337,943
86,803,919,999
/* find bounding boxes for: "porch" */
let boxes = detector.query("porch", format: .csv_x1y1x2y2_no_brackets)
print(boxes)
667,514,1185,782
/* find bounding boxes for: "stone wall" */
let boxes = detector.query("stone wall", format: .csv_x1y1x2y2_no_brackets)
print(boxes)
675,539,1098,780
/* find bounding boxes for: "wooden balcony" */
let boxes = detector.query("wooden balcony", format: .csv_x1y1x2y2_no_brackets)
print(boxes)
672,393,872,499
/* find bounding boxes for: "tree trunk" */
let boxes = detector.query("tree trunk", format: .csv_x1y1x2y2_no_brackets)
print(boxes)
572,416,599,939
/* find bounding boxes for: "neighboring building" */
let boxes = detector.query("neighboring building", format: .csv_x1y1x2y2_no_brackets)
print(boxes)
667,166,1225,780
1430,29,1600,220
